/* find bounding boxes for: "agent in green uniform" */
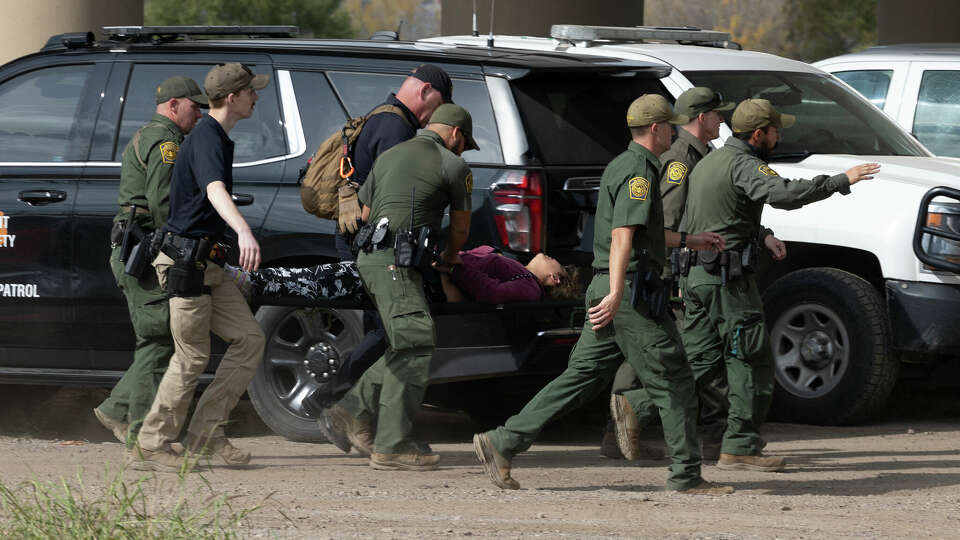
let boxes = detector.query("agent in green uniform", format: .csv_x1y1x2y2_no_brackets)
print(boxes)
320,104,477,471
605,87,734,460
473,95,731,494
680,98,879,472
93,76,207,447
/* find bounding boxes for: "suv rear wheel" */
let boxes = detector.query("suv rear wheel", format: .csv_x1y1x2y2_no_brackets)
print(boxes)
248,306,363,441
764,268,898,425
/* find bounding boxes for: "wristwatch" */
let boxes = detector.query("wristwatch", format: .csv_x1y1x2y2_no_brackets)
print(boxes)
680,231,687,248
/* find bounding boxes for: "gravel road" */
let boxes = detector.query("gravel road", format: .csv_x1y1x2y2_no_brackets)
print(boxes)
1,384,958,539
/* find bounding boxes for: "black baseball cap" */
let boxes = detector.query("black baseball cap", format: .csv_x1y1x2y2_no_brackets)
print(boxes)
409,64,453,104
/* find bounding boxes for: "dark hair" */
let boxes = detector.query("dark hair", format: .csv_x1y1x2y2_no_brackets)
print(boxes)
209,96,226,109
629,125,653,138
547,265,583,300
734,125,771,142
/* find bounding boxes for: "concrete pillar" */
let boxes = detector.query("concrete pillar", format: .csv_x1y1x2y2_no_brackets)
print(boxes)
0,0,142,65
878,0,960,44
441,0,643,38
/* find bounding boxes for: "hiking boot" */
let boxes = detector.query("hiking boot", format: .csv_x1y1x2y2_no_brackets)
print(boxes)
610,393,642,461
600,430,625,459
317,409,352,454
129,445,193,473
93,408,128,444
322,405,374,456
676,480,735,495
473,432,520,490
369,446,441,471
701,440,722,462
184,435,252,466
717,452,786,472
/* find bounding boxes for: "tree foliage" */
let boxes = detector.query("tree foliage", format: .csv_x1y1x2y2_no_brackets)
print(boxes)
782,0,877,62
144,0,354,39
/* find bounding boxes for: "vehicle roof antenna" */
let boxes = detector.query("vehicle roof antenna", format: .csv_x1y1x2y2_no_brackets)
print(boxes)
472,0,479,37
487,0,495,47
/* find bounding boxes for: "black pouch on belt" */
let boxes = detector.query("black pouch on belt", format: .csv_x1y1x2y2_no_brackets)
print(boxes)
728,249,743,280
698,249,720,275
394,228,416,267
164,236,206,297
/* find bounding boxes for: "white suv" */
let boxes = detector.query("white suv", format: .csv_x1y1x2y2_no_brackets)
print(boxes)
815,44,960,158
426,26,960,425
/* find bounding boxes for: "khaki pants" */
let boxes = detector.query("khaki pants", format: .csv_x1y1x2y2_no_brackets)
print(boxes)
137,252,265,451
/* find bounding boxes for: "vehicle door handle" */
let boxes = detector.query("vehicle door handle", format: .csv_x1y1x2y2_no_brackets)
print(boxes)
232,193,254,206
18,189,67,206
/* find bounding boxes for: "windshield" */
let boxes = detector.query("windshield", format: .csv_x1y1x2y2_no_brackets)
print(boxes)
685,71,930,160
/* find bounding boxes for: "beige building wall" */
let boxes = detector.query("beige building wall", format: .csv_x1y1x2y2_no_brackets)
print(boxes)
0,0,142,66
441,0,643,38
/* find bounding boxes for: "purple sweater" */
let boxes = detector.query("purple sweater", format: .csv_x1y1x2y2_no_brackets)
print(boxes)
450,246,543,303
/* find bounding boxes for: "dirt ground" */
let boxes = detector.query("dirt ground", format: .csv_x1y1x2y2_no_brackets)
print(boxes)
1,384,960,539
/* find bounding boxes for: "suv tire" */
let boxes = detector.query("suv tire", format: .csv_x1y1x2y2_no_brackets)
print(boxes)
764,268,898,425
248,306,363,442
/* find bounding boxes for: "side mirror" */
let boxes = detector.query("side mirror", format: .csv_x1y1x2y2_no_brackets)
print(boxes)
913,186,960,273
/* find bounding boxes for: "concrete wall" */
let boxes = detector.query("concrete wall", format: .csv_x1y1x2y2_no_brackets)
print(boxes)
441,0,643,38
0,0,142,65
878,0,960,44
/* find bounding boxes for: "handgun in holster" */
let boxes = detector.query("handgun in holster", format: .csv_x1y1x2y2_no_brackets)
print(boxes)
160,233,208,297
118,205,145,264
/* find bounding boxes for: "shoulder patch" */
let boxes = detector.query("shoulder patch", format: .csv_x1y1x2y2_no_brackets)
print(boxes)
628,176,650,201
465,171,473,194
159,141,179,164
666,161,688,185
758,164,778,176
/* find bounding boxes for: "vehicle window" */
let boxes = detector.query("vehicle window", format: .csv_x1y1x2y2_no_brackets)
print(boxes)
327,72,503,164
116,64,286,163
0,65,94,162
511,73,668,165
686,71,929,160
327,72,406,117
290,71,348,152
834,70,893,109
914,70,960,158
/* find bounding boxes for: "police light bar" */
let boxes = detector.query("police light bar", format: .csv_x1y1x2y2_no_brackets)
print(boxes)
551,25,731,44
103,26,299,40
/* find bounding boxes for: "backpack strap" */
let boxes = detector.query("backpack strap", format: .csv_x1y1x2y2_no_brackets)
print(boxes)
367,103,412,128
130,128,148,170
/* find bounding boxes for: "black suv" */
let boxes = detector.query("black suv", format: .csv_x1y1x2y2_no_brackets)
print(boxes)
0,27,671,440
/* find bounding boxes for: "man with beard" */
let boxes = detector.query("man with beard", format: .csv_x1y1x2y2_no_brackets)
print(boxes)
677,98,879,472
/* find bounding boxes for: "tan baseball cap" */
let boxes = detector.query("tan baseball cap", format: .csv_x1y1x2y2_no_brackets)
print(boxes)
155,75,208,107
429,104,479,151
731,98,796,133
204,63,269,102
626,94,689,127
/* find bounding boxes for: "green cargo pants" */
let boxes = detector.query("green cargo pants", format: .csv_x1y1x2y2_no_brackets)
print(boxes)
681,267,773,456
339,248,435,455
96,245,173,446
486,274,703,491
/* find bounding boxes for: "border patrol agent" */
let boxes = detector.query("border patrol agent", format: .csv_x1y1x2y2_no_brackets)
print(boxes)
320,104,477,471
680,98,879,472
94,76,207,447
473,95,732,495
604,87,735,460
133,63,269,472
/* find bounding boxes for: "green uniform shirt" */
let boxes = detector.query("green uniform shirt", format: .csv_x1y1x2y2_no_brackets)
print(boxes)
593,142,665,272
115,114,184,229
359,130,472,234
658,128,709,232
683,136,850,251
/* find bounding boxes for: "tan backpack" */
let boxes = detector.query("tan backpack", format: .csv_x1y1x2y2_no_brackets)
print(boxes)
299,104,408,219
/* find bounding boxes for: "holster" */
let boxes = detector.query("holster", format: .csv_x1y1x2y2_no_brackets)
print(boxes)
124,231,158,280
670,248,692,277
352,222,375,255
160,233,208,297
394,225,437,272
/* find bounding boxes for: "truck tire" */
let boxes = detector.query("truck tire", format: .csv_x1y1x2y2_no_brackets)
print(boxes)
248,306,363,441
763,268,898,425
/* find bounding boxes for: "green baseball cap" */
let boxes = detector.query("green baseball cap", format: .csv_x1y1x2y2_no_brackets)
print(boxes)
674,87,734,118
429,104,479,151
155,75,208,107
731,98,796,133
204,63,269,102
626,94,688,127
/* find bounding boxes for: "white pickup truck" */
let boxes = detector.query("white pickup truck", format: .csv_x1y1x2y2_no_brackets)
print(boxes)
427,26,960,424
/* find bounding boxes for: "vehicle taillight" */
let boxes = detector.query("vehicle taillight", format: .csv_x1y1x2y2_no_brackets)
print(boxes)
492,170,543,253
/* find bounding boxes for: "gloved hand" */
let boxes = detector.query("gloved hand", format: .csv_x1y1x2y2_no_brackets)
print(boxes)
337,183,362,234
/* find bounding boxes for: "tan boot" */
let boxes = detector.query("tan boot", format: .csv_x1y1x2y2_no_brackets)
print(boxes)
129,445,193,473
369,446,441,471
610,394,643,461
185,435,251,466
93,408,128,444
325,405,375,456
600,430,625,459
717,452,786,472
473,433,520,490
676,480,735,495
